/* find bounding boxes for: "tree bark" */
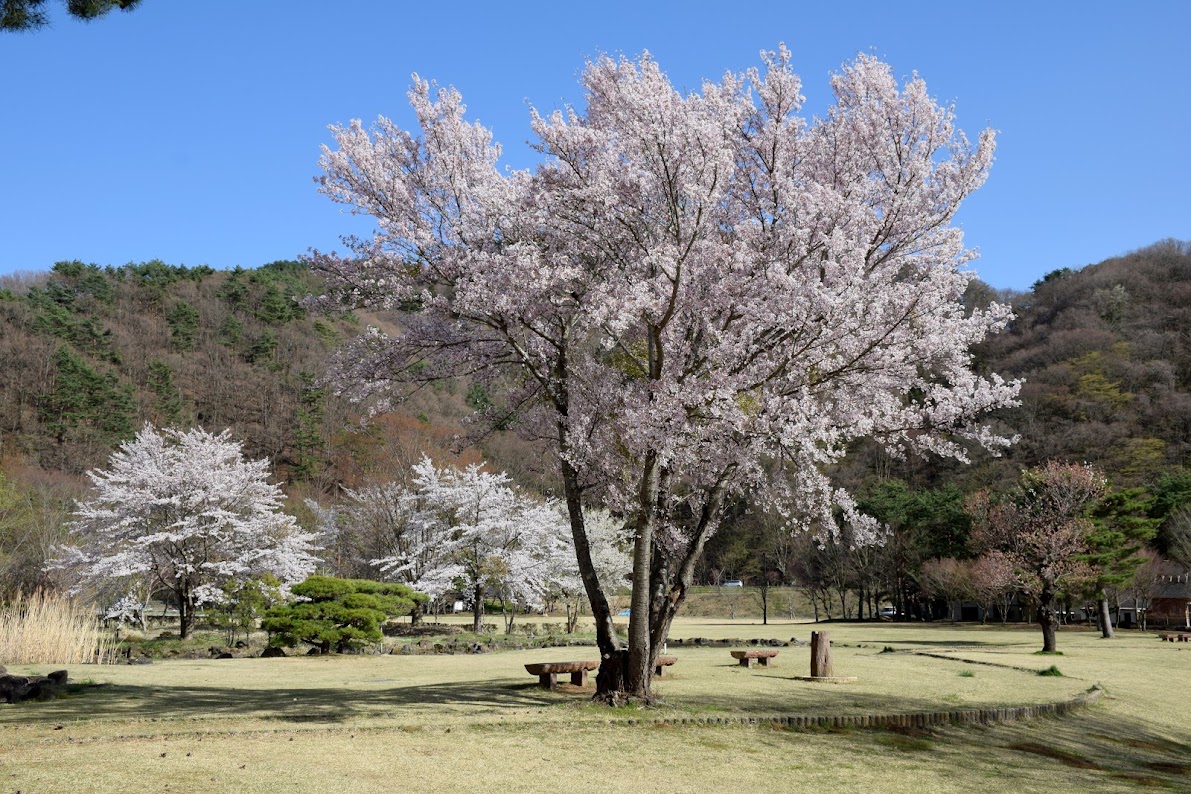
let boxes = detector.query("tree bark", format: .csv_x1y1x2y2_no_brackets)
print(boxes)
178,599,191,639
625,452,662,702
1098,593,1114,639
1038,587,1059,652
811,631,833,677
472,582,484,633
176,582,193,639
557,433,622,701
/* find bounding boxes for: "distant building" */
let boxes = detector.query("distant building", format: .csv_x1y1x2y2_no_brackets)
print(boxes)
1118,563,1191,629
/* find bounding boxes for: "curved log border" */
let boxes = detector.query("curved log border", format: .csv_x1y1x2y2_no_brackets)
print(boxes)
608,685,1104,730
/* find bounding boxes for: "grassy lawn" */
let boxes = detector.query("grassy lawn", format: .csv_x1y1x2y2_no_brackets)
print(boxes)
2,619,1189,792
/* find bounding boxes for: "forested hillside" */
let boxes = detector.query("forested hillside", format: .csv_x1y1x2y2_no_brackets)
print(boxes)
985,239,1191,480
0,259,537,593
0,259,527,482
2,242,1190,601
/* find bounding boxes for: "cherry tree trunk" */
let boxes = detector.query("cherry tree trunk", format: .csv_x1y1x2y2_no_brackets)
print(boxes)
596,650,632,702
178,600,191,639
810,631,833,677
472,583,484,633
1038,592,1059,652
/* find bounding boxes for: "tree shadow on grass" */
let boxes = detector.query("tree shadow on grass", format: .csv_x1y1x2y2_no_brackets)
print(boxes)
0,677,565,726
665,681,1026,717
923,711,1191,790
851,638,1025,648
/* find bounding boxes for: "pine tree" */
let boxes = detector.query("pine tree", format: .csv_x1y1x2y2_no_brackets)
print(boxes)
41,345,135,448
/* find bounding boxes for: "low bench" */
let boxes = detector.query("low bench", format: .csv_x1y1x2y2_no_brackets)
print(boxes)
1160,633,1191,642
731,649,779,668
524,660,599,689
655,655,678,676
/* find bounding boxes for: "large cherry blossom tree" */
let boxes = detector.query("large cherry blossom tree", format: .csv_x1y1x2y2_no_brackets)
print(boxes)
310,46,1019,700
60,425,319,638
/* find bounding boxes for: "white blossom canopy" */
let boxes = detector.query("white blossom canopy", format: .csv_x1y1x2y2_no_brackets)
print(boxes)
312,47,1019,547
62,425,319,617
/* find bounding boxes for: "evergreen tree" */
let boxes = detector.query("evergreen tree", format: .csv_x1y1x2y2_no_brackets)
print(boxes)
262,576,425,654
146,360,185,426
41,345,135,447
166,300,200,351
1085,487,1160,637
292,372,325,480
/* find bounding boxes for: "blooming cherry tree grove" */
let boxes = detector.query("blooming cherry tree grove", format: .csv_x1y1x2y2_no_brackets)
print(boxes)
312,46,1019,700
549,508,632,633
372,457,572,632
60,425,318,638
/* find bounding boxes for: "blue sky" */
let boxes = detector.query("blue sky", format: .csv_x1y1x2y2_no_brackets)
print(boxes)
2,1,1187,289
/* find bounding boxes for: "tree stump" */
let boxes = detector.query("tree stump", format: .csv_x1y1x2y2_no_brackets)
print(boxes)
810,631,833,678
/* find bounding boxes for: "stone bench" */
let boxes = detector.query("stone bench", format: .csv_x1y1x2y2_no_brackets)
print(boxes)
654,655,678,676
731,649,779,668
524,660,599,689
1160,633,1191,642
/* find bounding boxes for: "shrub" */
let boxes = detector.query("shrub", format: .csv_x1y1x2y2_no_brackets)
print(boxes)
262,576,426,654
0,591,115,664
1038,665,1064,677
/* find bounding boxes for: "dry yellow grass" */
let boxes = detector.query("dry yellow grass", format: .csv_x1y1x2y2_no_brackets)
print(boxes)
2,618,1189,792
0,591,115,665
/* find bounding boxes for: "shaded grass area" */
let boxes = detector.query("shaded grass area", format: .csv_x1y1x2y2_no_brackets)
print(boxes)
3,712,1190,793
2,619,1189,792
0,641,1086,733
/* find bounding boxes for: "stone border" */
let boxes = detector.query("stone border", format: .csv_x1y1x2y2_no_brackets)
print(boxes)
610,685,1103,730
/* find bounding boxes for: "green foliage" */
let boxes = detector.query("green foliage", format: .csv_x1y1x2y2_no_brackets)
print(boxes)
25,282,119,361
145,360,185,426
41,346,135,446
465,382,492,412
1,0,144,32
216,268,249,309
292,372,326,480
1085,487,1159,591
856,480,971,559
50,260,115,303
245,330,277,364
216,314,243,346
1151,468,1191,521
119,260,212,290
262,576,426,654
1031,267,1074,291
1037,665,1064,676
210,575,285,646
255,285,302,324
249,261,308,324
165,300,200,350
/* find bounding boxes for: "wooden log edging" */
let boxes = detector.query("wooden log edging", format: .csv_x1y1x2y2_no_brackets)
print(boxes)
615,685,1103,731
908,650,1056,675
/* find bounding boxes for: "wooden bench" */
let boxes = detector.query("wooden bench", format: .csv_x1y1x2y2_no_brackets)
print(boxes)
731,649,779,668
524,660,599,689
1160,633,1191,642
655,655,678,676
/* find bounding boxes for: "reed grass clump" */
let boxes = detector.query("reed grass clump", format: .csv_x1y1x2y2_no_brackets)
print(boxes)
0,591,115,665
